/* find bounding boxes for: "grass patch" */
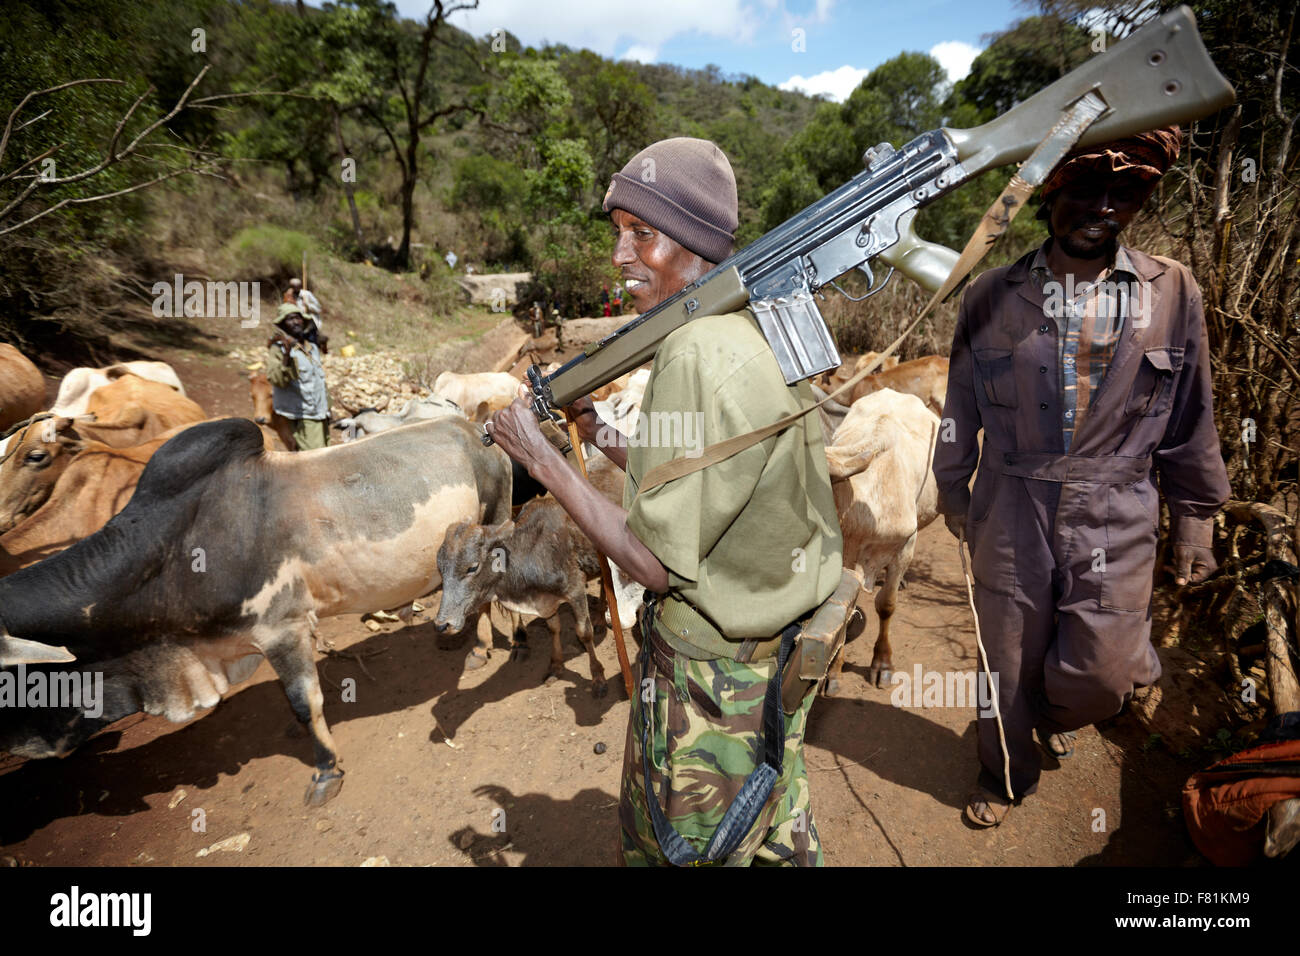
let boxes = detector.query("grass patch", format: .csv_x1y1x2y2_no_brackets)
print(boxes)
225,225,322,277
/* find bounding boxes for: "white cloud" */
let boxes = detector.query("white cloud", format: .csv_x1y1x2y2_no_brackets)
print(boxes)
620,44,660,64
414,0,758,57
929,40,980,83
779,64,869,103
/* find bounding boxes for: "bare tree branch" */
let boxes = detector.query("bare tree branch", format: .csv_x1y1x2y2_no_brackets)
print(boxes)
0,164,205,237
0,77,123,167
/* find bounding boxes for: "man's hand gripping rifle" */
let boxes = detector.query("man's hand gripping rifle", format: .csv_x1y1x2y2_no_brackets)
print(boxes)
483,4,1234,443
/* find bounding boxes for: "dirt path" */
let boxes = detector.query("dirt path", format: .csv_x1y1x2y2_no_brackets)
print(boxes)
0,315,1207,866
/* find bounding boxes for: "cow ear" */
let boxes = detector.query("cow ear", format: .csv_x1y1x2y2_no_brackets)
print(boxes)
53,418,85,451
824,446,873,481
0,634,77,667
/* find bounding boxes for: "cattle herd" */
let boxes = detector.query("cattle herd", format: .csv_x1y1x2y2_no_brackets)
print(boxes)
0,340,948,811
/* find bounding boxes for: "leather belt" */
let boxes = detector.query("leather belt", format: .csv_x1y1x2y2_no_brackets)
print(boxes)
992,447,1152,484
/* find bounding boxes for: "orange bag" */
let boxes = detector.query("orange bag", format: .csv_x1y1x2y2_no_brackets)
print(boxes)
1181,716,1300,866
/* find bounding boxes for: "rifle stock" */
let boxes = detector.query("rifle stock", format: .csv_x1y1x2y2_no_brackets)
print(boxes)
524,4,1234,414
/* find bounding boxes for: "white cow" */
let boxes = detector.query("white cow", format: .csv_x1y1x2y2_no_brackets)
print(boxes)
433,371,521,423
333,396,464,442
823,388,940,693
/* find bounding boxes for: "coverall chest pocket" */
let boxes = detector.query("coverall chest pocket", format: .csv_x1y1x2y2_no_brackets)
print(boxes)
973,348,1018,409
1125,346,1183,417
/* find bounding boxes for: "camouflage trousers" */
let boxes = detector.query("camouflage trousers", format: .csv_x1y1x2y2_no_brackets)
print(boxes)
618,623,822,866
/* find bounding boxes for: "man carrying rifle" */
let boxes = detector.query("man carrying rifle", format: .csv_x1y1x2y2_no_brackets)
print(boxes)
486,138,843,865
933,128,1229,825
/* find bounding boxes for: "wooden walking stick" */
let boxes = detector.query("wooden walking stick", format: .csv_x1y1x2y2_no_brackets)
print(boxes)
564,414,635,699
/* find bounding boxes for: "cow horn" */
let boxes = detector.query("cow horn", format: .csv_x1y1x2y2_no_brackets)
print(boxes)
0,634,77,667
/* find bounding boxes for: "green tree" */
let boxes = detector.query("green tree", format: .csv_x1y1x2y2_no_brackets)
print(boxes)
954,14,1093,120
313,0,482,268
559,51,660,190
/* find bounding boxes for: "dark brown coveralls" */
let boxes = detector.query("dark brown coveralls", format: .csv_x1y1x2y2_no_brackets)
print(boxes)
933,245,1229,797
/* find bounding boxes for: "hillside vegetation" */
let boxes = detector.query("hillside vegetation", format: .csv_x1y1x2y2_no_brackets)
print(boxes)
0,0,1294,506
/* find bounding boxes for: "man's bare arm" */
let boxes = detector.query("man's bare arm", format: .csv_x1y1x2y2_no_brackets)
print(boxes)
488,396,667,592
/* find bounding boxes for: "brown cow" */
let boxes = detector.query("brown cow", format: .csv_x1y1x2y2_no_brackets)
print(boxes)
0,344,45,432
817,351,900,392
849,355,949,416
249,371,297,451
80,373,206,447
0,425,174,575
51,361,185,417
0,416,277,558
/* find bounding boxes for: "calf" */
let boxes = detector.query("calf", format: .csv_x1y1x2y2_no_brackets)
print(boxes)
818,351,900,392
435,498,608,697
0,416,512,806
823,388,939,692
249,371,297,450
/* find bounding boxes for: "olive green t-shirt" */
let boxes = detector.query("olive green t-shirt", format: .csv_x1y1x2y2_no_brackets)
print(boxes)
623,310,843,640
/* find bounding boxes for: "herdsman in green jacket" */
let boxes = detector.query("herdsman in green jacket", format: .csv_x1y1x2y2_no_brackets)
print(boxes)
265,301,330,451
486,138,844,865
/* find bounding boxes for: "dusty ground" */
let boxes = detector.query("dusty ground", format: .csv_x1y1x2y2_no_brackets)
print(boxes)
0,309,1208,867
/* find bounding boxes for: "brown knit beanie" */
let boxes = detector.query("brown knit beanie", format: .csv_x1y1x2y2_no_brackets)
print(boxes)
602,138,738,263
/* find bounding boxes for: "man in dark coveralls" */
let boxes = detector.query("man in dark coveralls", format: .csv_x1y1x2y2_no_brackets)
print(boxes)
933,128,1230,826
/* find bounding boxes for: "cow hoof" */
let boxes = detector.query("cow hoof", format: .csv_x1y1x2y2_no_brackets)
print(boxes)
464,648,489,670
544,673,559,686
823,678,841,697
591,679,608,699
867,666,892,688
304,769,344,807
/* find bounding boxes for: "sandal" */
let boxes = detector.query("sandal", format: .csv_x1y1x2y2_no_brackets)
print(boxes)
965,787,1013,828
1038,729,1077,759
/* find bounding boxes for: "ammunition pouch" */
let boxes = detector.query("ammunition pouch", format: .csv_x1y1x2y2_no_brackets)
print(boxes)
780,568,862,714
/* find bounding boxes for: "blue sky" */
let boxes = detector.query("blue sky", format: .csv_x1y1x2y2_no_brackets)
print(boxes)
389,0,1031,101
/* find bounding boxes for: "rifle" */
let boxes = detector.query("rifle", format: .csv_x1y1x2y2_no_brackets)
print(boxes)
488,4,1234,441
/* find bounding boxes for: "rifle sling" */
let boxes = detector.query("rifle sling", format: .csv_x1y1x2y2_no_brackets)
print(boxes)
633,307,927,498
